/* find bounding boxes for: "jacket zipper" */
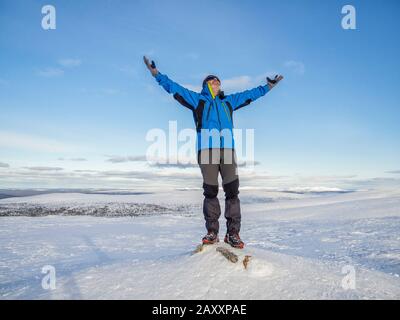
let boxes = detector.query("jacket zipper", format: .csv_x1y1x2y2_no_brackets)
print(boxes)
222,102,231,123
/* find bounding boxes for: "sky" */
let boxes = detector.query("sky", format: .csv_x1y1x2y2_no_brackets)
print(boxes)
0,0,399,190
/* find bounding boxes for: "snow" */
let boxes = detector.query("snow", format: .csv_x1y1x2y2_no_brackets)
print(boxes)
0,188,399,299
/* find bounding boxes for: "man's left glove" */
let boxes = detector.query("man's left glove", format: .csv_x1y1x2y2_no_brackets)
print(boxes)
267,75,284,89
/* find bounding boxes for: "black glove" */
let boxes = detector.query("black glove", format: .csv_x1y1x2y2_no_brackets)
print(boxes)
143,56,158,76
267,75,284,89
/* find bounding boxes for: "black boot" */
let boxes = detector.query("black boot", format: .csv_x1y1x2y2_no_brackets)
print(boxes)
224,232,245,249
202,231,219,245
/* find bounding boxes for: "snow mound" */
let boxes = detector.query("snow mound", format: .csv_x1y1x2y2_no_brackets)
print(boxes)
46,243,280,300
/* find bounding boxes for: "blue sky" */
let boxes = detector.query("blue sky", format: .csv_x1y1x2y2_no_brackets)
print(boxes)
0,0,399,189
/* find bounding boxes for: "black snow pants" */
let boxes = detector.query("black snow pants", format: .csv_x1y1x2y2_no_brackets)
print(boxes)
198,148,241,235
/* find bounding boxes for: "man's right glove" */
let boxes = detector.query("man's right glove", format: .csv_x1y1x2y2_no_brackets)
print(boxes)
143,56,158,77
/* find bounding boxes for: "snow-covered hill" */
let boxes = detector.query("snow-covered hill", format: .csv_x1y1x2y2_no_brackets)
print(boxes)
0,188,399,299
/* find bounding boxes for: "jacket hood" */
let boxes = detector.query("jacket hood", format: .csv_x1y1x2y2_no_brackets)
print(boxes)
201,81,224,100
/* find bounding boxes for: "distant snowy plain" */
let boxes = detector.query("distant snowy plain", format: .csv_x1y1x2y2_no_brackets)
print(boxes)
0,187,399,299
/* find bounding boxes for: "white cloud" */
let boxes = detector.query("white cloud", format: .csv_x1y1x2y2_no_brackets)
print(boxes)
385,170,400,174
37,67,64,77
0,163,383,191
105,155,148,163
59,157,87,161
0,131,76,153
104,154,259,169
0,161,10,168
221,75,253,92
36,59,81,78
183,84,202,92
23,166,64,171
284,60,305,75
70,157,87,162
58,58,82,68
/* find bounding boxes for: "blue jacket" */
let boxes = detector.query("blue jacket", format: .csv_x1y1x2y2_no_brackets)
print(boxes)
155,72,270,150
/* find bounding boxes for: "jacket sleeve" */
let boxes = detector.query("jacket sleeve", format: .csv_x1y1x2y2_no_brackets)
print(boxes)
155,72,201,110
225,85,270,111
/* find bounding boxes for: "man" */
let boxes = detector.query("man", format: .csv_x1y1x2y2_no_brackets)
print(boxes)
144,56,283,249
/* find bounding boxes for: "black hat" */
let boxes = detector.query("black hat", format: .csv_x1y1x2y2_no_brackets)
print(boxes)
202,75,220,87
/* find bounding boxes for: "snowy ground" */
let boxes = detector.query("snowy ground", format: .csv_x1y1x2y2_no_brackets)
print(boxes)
0,188,399,299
